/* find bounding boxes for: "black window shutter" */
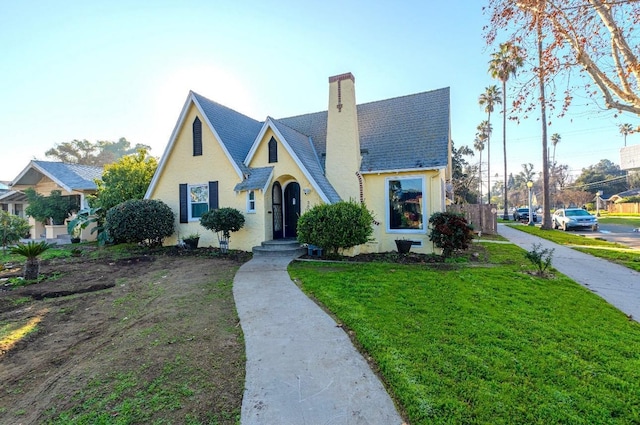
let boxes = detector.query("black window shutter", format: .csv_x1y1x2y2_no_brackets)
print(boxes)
209,181,219,210
179,184,188,223
193,117,202,156
268,137,278,163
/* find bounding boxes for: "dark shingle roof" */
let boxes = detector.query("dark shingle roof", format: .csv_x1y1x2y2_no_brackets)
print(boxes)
190,87,449,201
279,87,450,172
192,92,263,174
234,167,273,191
269,118,341,203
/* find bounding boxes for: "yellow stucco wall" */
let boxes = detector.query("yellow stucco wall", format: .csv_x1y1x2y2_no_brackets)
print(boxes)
148,104,253,249
149,100,449,255
359,169,446,254
325,75,361,201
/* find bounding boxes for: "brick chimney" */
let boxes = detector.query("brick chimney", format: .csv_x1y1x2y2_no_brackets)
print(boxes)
325,72,361,201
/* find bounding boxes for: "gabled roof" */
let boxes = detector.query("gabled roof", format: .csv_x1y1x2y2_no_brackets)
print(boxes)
244,118,341,204
234,166,274,192
146,86,450,202
11,161,103,192
608,187,640,201
278,87,450,173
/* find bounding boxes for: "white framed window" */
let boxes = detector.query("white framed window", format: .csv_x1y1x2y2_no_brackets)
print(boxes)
386,176,426,234
247,190,256,213
189,184,209,220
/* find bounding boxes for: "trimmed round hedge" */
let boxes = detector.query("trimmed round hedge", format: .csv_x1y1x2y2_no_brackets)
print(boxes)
105,199,175,247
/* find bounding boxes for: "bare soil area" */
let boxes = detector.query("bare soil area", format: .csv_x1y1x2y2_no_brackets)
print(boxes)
0,247,251,424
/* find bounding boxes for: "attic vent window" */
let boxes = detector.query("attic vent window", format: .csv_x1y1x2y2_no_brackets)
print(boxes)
268,137,278,163
337,79,343,112
193,117,202,156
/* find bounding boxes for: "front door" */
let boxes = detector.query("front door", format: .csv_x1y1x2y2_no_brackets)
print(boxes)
272,182,283,239
284,182,300,238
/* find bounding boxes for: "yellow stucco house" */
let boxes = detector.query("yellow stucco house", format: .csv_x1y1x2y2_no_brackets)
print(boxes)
146,72,451,254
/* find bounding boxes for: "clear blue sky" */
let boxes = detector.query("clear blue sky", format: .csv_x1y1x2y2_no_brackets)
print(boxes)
1,0,638,188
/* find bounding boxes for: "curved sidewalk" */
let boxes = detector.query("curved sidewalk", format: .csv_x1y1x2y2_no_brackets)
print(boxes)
498,224,640,321
233,254,403,425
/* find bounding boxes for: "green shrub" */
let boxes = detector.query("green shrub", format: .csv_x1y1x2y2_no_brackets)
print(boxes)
1,211,31,254
524,243,554,276
428,211,474,258
200,208,245,251
105,199,174,247
297,201,374,256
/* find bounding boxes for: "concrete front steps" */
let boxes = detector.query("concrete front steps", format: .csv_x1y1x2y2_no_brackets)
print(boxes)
252,239,306,257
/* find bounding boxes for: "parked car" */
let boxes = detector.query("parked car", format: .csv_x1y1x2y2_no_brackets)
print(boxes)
552,208,598,231
513,207,537,223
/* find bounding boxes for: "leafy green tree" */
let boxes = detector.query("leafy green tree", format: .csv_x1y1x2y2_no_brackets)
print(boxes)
0,211,31,254
297,201,374,257
45,137,151,167
200,207,245,252
24,188,79,225
451,142,477,204
574,159,627,196
90,149,158,214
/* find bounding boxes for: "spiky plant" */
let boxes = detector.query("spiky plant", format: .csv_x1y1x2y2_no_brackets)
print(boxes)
10,241,53,281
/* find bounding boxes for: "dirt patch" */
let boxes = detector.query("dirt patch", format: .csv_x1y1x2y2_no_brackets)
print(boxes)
0,248,251,424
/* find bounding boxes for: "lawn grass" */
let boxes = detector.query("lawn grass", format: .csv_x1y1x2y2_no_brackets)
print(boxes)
598,216,640,227
507,224,640,272
289,243,640,425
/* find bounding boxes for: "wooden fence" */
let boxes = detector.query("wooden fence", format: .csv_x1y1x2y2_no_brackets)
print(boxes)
608,202,640,214
447,204,498,235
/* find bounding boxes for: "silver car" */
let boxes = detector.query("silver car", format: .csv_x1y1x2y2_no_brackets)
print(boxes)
552,208,598,231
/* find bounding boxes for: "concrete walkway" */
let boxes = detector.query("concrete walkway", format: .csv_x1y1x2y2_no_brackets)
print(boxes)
233,255,403,425
498,223,640,321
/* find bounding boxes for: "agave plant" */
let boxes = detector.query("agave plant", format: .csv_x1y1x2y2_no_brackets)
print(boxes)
10,241,53,281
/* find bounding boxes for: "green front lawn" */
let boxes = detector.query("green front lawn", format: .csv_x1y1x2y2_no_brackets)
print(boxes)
289,243,640,424
598,216,640,227
508,225,640,272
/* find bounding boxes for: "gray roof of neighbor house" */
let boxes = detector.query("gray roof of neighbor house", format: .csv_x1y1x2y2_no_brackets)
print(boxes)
610,188,640,200
11,161,103,192
191,87,450,200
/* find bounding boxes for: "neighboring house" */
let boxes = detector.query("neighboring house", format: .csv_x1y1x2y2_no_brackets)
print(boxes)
146,72,451,254
607,188,640,204
1,161,103,240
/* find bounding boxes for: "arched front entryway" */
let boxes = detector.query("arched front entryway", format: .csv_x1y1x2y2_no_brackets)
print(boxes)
272,181,300,240
284,182,300,238
272,182,283,239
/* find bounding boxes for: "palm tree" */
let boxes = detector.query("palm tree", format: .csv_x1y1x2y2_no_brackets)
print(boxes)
10,241,52,281
619,123,633,147
551,133,561,166
474,132,487,204
478,85,502,204
476,120,492,203
489,42,524,219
